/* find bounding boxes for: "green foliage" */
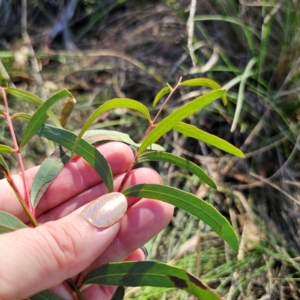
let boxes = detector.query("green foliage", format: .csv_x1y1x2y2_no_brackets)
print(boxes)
123,184,239,253
138,89,226,154
37,124,114,194
138,152,217,188
20,90,72,148
173,122,244,158
0,211,28,233
0,144,15,153
0,79,243,299
82,261,221,300
73,99,152,153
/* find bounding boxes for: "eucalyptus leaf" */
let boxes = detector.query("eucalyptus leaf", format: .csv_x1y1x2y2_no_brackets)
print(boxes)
152,86,171,106
83,129,165,151
11,112,31,121
20,90,72,147
6,87,43,106
123,184,239,253
37,124,114,192
5,87,61,127
138,152,216,188
0,144,15,153
73,99,152,153
138,89,226,155
30,146,71,209
29,290,65,300
0,211,28,234
0,154,9,175
173,122,244,158
111,286,125,300
82,261,221,300
179,78,227,105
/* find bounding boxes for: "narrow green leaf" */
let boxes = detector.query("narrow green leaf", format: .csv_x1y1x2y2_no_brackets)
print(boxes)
37,124,113,192
11,112,31,121
0,109,4,115
153,86,171,106
5,88,61,127
179,78,227,105
0,211,28,234
6,87,43,106
73,99,151,153
29,290,65,300
83,130,165,151
0,144,15,153
20,90,72,147
123,184,239,252
111,286,125,300
31,146,71,209
0,155,9,174
173,122,244,158
82,261,221,300
138,89,226,155
138,152,216,188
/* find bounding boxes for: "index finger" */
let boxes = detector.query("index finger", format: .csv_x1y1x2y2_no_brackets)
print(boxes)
0,142,134,222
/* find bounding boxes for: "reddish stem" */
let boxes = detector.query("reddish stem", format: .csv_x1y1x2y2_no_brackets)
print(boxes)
0,87,37,224
118,77,182,192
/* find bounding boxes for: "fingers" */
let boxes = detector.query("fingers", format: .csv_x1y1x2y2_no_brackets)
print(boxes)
79,198,174,299
37,168,162,223
0,142,134,222
0,195,127,300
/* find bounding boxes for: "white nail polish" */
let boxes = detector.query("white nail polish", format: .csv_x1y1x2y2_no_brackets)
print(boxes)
80,192,127,228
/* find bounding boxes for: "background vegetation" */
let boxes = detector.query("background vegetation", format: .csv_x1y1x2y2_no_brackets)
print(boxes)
1,0,300,299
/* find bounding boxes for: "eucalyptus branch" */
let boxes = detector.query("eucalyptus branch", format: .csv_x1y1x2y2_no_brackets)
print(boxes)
0,87,37,226
118,77,182,192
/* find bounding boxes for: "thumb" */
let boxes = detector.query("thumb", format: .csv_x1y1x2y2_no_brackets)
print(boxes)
0,192,127,300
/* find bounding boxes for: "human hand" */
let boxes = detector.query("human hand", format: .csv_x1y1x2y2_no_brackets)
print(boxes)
0,142,174,299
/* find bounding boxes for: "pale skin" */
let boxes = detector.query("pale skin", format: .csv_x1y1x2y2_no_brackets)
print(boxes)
0,142,174,299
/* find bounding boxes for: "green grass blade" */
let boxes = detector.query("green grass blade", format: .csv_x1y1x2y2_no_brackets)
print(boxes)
82,261,221,300
123,184,239,252
138,152,216,188
73,99,152,153
0,211,28,234
0,144,15,153
179,78,227,105
194,15,260,39
30,146,71,209
29,290,65,300
153,87,171,106
138,89,226,155
37,124,114,192
173,122,244,158
83,129,165,151
20,90,72,148
231,58,257,132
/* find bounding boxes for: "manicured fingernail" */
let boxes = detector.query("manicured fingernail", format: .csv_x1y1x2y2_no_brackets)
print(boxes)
140,246,148,259
80,192,127,228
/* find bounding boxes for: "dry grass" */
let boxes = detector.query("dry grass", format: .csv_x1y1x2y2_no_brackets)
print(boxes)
1,0,300,299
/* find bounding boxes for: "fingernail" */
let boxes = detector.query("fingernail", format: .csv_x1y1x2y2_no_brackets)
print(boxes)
80,192,127,228
140,246,148,259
